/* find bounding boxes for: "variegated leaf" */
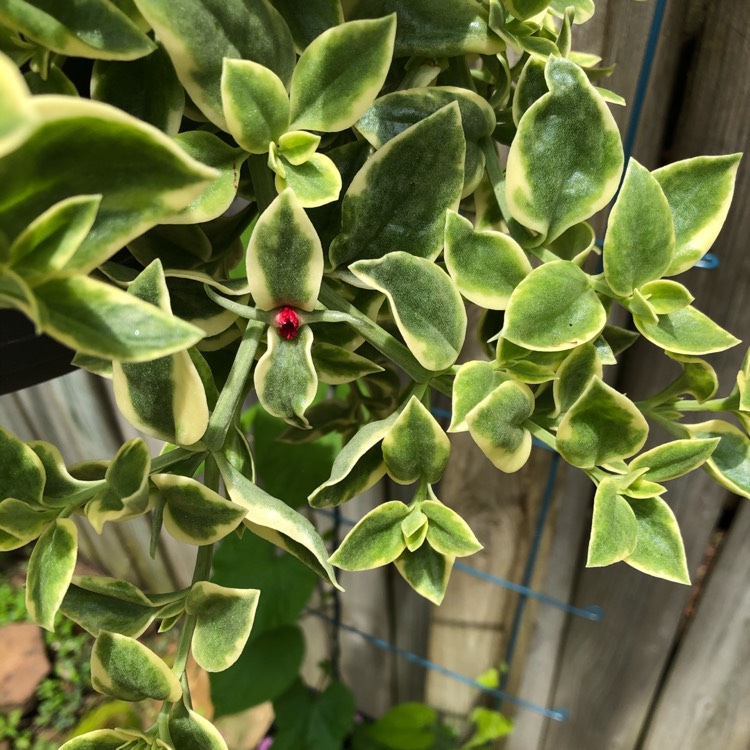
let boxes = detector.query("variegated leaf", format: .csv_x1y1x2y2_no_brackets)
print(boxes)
187,581,260,672
0,427,45,504
274,151,342,208
553,343,602,417
350,252,467,372
421,499,482,557
586,479,637,567
272,0,343,49
91,631,181,701
0,51,36,158
629,439,719,483
506,57,623,243
312,342,384,384
449,361,507,433
684,421,750,499
59,729,142,750
0,499,54,551
394,543,454,605
169,702,228,750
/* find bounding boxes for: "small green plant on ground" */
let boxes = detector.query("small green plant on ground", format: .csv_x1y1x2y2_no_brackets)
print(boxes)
0,0,747,748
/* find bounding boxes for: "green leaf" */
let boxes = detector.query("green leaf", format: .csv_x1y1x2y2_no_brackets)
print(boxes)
0,96,217,273
0,0,155,60
653,154,742,276
91,631,182,702
350,252,467,371
557,377,649,469
271,0,343,49
61,577,157,638
549,0,594,23
133,0,294,129
9,194,101,282
664,352,719,403
402,509,429,553
59,730,142,750
85,438,151,533
152,474,247,545
255,326,318,429
465,708,513,748
503,260,607,351
449,361,507,433
290,16,396,132
187,581,260,672
312,342,383,384
685,420,750,499
553,343,602,416
91,44,184,135
629,438,719,483
0,427,45,504
278,130,321,165
513,55,548,125
247,188,324,311
394,544,453,605
308,412,399,508
603,159,676,297
275,151,343,208
0,498,54,551
382,397,450,485
357,702,439,750
221,58,290,154
634,305,740,356
272,679,356,750
624,497,689,584
348,0,502,57
640,280,693,315
24,64,79,96
444,210,531,310
506,57,623,243
112,262,209,444
586,479,637,567
421,499,482,557
0,51,36,158
533,221,597,267
26,442,96,508
26,518,78,630
218,456,341,588
330,103,465,267
169,702,228,750
329,501,410,570
466,380,535,473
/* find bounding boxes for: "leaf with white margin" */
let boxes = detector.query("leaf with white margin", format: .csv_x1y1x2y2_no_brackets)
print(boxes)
557,377,649,469
113,261,209,444
549,0,594,23
466,380,535,473
0,269,39,322
348,0,502,57
221,59,290,154
394,543,454,606
624,497,689,584
92,44,184,135
308,410,402,508
553,343,602,417
603,159,675,297
506,57,623,244
640,280,693,315
85,439,151,533
0,0,155,60
662,352,718,403
0,499,54,551
382,397,451,484
133,0,294,129
187,581,260,672
330,104,465,267
26,518,78,630
59,729,144,750
421,499,482,557
449,361,508,433
634,305,740,356
169,131,247,225
247,189,323,312
0,96,217,274
512,55,547,125
684,420,750,499
275,152,343,208
151,474,247,545
586,479,637,567
61,576,157,638
290,16,396,133
278,130,321,165
312,342,384,385
503,260,607,351
91,631,182,702
350,252,467,371
170,702,228,750
255,326,318,429
0,51,37,158
402,508,428,552
444,211,531,310
0,427,45,504
9,195,101,283
653,154,742,276
532,221,597,267
272,0,343,50
217,455,342,589
329,501,410,570
629,438,719,483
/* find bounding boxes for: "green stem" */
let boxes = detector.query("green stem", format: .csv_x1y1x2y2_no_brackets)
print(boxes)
480,136,512,226
248,154,277,214
524,420,557,451
670,396,737,412
203,284,270,322
203,321,265,452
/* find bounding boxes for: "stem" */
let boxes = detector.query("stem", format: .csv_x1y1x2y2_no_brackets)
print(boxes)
670,396,737,412
203,284,270,321
480,137,513,226
203,321,265,452
524,420,557,452
248,154,277,214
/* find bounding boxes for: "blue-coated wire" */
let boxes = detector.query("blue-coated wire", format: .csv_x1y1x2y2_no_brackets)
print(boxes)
306,608,570,721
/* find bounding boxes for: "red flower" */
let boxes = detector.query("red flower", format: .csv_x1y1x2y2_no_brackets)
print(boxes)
274,306,300,340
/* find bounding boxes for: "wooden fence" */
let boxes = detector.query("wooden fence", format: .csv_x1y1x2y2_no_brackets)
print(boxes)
0,0,748,747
